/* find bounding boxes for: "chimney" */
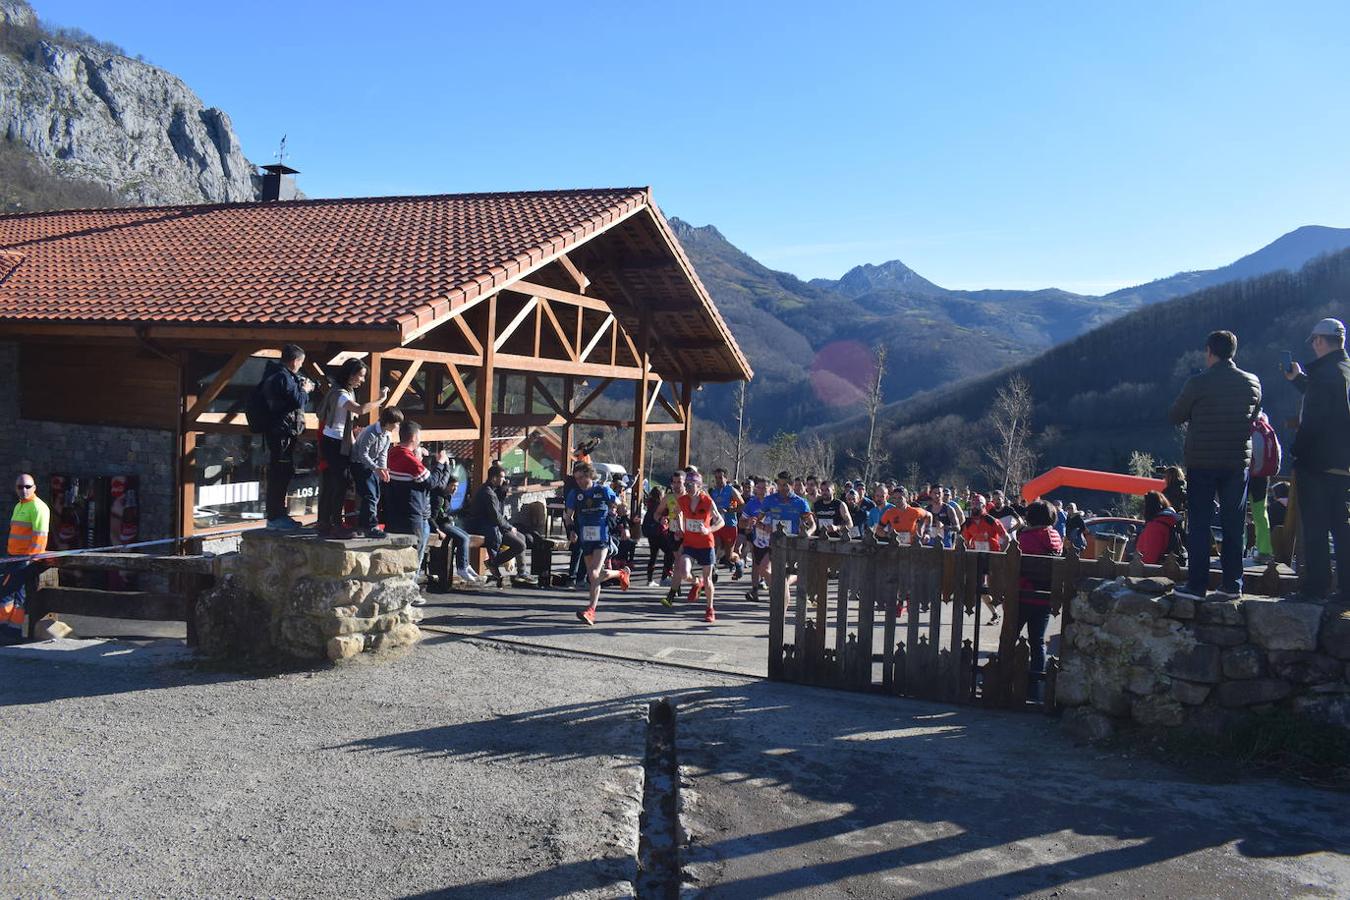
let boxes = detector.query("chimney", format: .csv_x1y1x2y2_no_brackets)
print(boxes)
260,164,300,202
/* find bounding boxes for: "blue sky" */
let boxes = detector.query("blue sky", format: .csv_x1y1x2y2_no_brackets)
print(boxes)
36,0,1350,293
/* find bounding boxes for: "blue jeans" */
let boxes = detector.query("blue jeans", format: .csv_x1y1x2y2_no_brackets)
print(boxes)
437,521,472,571
1185,467,1248,594
351,465,381,531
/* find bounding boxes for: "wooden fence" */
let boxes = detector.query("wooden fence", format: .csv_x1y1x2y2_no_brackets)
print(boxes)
766,533,1297,710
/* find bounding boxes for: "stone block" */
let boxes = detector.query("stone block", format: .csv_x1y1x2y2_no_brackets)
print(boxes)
1319,605,1350,660
368,547,420,578
1132,694,1185,728
1166,644,1221,683
1220,645,1264,680
1169,595,1196,620
1195,600,1244,626
1194,624,1248,647
277,616,326,660
1089,681,1132,717
1215,678,1294,708
321,614,379,638
1070,593,1107,627
1113,592,1172,618
1062,707,1116,742
1244,599,1322,652
1290,692,1350,730
1266,650,1343,685
1055,657,1090,706
374,623,422,650
1171,680,1211,705
1149,619,1185,639
366,579,422,614
326,634,364,661
1124,576,1174,595
1125,666,1160,695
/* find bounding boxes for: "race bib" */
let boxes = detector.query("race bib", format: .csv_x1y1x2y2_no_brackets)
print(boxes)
686,520,706,534
897,532,912,547
850,526,862,539
582,525,601,542
974,540,990,552
781,519,797,535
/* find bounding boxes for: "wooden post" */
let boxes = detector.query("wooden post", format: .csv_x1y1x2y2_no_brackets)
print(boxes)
176,352,196,540
473,297,498,487
768,531,787,680
365,352,383,427
631,311,651,508
561,376,574,476
677,380,694,469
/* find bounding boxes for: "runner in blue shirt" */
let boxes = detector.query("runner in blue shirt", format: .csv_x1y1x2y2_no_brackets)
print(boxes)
709,467,745,580
568,463,630,625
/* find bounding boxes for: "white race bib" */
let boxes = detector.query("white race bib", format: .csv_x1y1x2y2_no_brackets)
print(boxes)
897,532,912,547
686,520,706,534
974,540,990,552
582,525,601,542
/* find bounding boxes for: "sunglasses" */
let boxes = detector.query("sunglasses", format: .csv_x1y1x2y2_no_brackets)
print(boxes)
16,483,34,491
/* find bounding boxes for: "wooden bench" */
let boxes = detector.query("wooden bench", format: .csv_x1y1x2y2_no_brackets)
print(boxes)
426,531,485,592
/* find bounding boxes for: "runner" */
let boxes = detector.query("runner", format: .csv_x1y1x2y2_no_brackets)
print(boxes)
709,468,745,579
663,471,723,622
960,493,1010,625
658,470,685,585
927,488,962,547
876,486,932,546
843,487,866,540
812,480,853,538
742,477,772,600
569,463,630,626
755,471,817,601
866,483,890,532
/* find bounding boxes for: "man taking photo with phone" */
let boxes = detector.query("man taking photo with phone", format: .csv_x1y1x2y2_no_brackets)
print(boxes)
1284,317,1350,604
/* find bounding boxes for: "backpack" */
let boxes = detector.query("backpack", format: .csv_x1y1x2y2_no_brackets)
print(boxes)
245,377,272,435
1250,411,1281,477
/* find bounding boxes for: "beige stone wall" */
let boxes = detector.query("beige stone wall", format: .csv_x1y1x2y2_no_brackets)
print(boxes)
1058,577,1350,740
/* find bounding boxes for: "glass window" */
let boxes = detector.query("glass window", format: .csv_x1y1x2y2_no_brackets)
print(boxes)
191,431,320,530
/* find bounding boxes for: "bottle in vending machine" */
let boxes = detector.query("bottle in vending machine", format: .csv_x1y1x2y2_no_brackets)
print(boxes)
82,476,110,550
109,475,139,547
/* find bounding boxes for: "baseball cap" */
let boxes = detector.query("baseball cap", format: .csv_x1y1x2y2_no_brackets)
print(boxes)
1309,318,1346,341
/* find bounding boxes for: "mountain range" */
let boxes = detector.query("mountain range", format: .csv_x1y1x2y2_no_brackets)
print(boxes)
676,219,1350,437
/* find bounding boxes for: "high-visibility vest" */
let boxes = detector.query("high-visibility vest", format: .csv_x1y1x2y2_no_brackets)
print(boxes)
8,496,50,556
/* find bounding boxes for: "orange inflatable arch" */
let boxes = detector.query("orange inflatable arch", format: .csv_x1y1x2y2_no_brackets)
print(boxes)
1020,466,1165,502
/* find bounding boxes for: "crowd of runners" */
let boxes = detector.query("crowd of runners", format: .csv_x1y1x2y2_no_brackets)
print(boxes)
562,462,1086,628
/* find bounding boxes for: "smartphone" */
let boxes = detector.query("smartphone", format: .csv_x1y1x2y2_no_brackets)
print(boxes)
1281,351,1294,374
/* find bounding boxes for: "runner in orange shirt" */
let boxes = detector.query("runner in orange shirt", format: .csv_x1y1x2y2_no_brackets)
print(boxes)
663,471,723,623
876,486,931,546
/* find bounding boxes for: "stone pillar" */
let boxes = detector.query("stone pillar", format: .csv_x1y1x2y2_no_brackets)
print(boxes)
196,530,424,663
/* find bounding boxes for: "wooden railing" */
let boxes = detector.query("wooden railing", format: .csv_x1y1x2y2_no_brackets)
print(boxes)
767,533,1297,709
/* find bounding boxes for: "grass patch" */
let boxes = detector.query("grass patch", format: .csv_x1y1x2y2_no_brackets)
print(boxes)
1152,709,1350,789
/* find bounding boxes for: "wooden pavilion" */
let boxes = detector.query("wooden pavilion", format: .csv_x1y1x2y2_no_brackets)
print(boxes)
0,187,751,540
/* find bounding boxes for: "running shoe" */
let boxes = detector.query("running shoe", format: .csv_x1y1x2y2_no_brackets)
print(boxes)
647,579,659,588
687,580,702,604
576,607,595,626
661,590,675,608
618,568,631,591
704,607,716,624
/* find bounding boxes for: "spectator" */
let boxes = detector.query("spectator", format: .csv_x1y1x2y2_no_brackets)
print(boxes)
314,358,389,537
1167,330,1262,600
467,464,526,586
350,407,404,538
1162,466,1187,516
1284,317,1350,603
431,474,482,585
572,436,600,466
1136,491,1184,565
641,486,670,587
1064,502,1088,553
384,421,450,580
1015,500,1063,701
0,473,49,642
262,343,315,529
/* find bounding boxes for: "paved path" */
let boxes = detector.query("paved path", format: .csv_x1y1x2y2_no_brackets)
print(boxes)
2,634,1345,898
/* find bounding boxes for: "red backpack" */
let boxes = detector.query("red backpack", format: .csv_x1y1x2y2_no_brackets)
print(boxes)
1250,412,1281,478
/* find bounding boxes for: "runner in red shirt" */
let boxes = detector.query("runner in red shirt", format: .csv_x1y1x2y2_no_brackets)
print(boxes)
664,471,723,623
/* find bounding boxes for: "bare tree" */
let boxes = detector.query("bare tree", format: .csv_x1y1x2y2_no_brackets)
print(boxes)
981,375,1037,496
732,380,752,480
861,344,889,486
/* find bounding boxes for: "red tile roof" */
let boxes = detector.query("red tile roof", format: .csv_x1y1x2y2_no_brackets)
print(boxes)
0,188,649,331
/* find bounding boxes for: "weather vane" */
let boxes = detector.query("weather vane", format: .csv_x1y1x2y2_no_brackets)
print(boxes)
274,135,288,166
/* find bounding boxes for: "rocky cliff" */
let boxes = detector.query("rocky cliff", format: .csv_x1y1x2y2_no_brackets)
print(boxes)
0,0,259,205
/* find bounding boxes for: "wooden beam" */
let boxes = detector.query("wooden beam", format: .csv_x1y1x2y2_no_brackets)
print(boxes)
561,377,574,474
384,346,482,368
572,418,685,432
493,297,539,352
444,363,480,428
631,309,652,510
678,381,694,469
419,428,481,441
534,379,565,417
183,349,253,425
511,280,612,312
579,314,615,363
365,352,383,427
569,377,614,421
645,377,663,422
537,299,578,362
533,302,542,357
177,352,195,539
557,253,590,294
474,295,498,482
493,353,643,380
386,359,423,407
451,315,484,356
657,385,684,424
494,413,568,428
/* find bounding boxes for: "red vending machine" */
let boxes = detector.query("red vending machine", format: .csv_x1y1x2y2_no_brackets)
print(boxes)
107,475,140,590
48,474,84,552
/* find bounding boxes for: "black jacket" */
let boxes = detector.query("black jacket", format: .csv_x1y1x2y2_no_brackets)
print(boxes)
1168,359,1262,470
1291,348,1350,473
466,483,512,535
384,458,451,534
261,365,308,438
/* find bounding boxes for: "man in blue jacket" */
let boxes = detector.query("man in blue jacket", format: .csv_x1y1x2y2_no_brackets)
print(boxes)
1284,317,1350,603
263,344,315,529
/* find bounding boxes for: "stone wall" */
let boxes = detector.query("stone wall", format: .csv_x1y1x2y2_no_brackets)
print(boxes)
1058,577,1350,740
0,342,175,541
195,529,423,664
